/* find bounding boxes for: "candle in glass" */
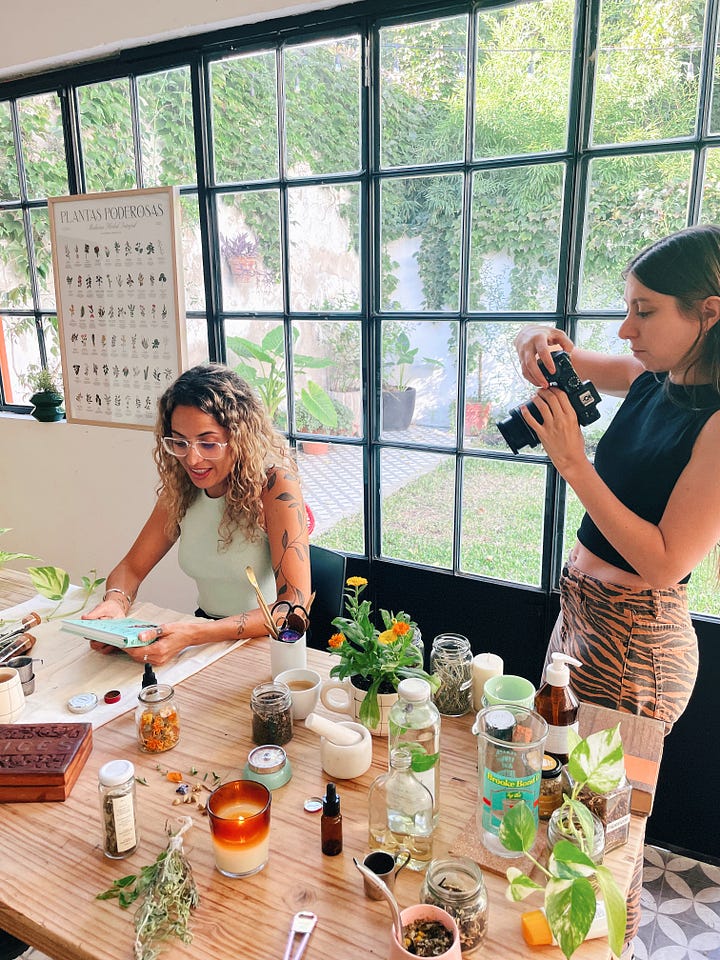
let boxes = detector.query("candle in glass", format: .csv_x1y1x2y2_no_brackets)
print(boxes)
471,653,503,712
207,780,271,877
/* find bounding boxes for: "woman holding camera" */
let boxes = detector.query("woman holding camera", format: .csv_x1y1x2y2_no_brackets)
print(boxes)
515,224,720,954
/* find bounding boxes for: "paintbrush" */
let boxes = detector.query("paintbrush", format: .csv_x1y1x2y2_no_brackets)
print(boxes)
245,566,279,638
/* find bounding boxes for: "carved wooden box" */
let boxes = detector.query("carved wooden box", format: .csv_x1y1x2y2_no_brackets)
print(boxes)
0,723,93,802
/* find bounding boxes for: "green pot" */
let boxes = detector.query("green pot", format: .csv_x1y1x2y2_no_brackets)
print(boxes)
30,390,65,422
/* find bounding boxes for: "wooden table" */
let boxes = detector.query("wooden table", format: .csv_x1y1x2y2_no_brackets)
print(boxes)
0,579,648,960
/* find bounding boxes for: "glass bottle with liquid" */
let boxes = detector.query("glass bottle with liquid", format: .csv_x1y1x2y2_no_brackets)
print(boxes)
367,746,434,871
388,677,441,825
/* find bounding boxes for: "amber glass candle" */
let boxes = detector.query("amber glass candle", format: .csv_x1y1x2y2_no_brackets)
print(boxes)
207,780,271,877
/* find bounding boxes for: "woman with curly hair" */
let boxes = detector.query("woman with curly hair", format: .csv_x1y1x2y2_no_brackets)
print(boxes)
83,363,310,666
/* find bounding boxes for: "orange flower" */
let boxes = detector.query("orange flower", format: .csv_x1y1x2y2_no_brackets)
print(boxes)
392,621,410,637
167,771,183,783
329,632,346,648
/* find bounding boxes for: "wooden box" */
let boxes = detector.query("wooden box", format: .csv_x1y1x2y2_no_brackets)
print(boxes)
0,723,93,802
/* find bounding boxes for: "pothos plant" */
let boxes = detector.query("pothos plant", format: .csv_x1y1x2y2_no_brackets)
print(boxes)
500,725,627,959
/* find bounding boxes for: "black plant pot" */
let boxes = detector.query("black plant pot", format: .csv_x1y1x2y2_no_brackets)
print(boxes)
382,387,416,431
29,390,65,422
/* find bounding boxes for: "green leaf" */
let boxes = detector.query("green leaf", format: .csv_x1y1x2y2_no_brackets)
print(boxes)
0,551,38,566
498,799,536,853
549,838,597,879
261,324,285,356
226,335,274,364
545,876,597,959
594,866,627,958
506,868,542,902
300,381,338,427
567,725,624,795
27,565,70,601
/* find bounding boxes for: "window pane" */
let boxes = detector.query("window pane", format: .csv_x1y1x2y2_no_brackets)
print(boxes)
574,318,625,456
700,148,720,223
579,152,692,310
688,552,720,617
304,444,365,554
469,163,565,312
17,93,68,199
381,174,462,311
0,209,31,308
295,319,363,438
461,458,547,586
0,103,19,200
380,16,468,169
284,36,361,177
186,315,209,367
592,0,704,146
381,450,454,567
288,183,360,312
138,67,196,187
381,319,452,438
218,191,282,312
179,194,205,311
78,79,136,192
212,51,278,184
225,317,288,429
562,484,584,576
474,0,573,159
0,315,45,404
30,207,54,311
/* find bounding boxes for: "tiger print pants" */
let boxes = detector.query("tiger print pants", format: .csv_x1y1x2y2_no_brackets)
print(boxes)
546,561,699,945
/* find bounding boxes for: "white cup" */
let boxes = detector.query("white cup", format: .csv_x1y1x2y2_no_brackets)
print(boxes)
270,633,307,678
0,667,25,723
275,668,321,721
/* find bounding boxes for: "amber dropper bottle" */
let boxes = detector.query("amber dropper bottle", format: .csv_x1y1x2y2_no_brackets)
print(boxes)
321,782,343,855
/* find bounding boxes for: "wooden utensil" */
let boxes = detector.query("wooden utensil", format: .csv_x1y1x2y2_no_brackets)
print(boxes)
245,566,279,638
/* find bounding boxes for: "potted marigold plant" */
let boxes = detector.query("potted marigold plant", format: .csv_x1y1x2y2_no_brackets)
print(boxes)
325,576,439,734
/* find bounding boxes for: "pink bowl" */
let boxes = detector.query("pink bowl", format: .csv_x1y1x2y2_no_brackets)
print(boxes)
388,904,462,960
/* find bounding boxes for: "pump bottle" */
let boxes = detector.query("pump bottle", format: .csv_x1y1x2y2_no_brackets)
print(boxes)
534,652,581,764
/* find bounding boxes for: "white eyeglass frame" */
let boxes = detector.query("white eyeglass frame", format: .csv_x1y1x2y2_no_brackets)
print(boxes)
161,436,229,460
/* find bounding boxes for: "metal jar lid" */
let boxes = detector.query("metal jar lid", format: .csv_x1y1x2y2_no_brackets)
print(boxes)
247,744,288,775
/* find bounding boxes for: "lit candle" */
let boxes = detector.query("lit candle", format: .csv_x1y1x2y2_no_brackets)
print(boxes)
472,653,503,712
207,780,271,877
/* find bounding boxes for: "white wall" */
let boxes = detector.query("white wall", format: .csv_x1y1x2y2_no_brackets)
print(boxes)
0,0,343,79
0,415,195,612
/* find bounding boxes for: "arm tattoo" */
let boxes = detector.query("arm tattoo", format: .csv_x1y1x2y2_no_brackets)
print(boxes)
232,612,249,638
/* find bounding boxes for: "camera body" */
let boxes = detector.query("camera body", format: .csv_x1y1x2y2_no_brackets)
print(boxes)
497,350,601,454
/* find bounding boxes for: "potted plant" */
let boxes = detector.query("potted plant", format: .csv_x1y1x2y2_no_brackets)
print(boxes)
499,725,627,959
464,332,492,436
382,329,419,431
326,576,439,734
323,321,363,436
27,368,65,422
220,233,259,281
295,394,353,455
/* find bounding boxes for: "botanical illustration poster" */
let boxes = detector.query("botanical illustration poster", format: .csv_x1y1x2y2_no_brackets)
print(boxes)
49,186,187,429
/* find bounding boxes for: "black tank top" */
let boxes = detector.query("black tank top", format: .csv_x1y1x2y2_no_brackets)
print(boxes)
577,371,720,582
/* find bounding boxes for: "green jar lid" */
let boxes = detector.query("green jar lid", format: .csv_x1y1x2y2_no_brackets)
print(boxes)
242,745,292,791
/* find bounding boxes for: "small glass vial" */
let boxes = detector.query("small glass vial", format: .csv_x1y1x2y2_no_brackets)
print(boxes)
547,805,605,863
251,681,293,746
321,782,343,856
136,683,180,753
99,759,138,859
538,754,564,821
430,634,473,717
421,857,489,953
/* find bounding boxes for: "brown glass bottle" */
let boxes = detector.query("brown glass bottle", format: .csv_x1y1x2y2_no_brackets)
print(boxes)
534,653,580,764
321,782,343,856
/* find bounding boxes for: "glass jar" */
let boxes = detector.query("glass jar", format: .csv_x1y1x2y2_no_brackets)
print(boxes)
430,634,473,717
538,754,564,821
421,857,489,953
136,683,180,753
251,681,293,746
547,805,605,863
562,768,632,852
98,759,138,858
367,746,434,871
388,677,441,824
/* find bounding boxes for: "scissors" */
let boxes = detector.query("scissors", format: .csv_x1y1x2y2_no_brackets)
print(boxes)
270,601,310,640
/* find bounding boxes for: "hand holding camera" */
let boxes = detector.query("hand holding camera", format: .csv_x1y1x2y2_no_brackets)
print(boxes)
497,350,601,454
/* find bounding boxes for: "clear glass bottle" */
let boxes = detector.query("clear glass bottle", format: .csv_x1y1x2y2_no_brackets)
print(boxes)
430,633,473,717
250,681,293,746
367,746,434,871
136,683,180,753
420,857,489,953
98,758,138,859
547,805,605,863
388,677,441,824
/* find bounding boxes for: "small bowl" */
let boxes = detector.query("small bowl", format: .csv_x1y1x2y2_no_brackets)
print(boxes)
6,656,34,683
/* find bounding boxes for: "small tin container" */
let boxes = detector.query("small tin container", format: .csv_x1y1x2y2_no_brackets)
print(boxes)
243,745,292,790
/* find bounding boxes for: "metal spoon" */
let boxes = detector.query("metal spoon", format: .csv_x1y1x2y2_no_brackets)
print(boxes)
353,857,403,941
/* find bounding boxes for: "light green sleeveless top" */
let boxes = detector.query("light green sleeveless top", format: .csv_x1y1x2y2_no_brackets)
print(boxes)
177,492,275,618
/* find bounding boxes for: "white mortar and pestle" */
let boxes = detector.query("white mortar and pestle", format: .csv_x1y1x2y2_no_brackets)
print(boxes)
305,712,373,779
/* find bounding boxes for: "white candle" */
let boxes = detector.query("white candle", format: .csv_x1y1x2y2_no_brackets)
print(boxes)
472,653,504,712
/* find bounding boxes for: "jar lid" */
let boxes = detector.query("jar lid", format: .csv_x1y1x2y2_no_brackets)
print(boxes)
99,758,135,786
67,692,98,714
541,754,563,778
397,677,431,701
247,745,287,775
104,689,121,704
484,708,515,741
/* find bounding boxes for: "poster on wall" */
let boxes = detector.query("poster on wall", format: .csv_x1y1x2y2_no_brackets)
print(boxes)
49,186,187,429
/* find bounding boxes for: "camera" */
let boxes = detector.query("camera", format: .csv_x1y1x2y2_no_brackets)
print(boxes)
497,350,601,454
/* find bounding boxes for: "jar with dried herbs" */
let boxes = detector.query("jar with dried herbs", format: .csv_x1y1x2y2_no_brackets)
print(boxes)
99,758,138,859
136,683,180,753
251,681,293,746
420,856,488,953
430,634,473,717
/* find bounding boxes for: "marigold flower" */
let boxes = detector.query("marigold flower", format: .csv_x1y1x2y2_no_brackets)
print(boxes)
329,632,346,648
378,629,397,645
392,621,410,636
346,576,368,588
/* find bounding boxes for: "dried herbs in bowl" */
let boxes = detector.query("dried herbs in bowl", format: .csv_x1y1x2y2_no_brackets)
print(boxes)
402,918,454,957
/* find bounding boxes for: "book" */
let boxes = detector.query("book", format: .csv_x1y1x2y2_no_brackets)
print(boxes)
61,617,158,648
0,722,92,801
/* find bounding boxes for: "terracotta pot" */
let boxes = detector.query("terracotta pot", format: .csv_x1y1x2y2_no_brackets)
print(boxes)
227,255,257,281
300,440,330,456
464,401,491,436
319,676,398,737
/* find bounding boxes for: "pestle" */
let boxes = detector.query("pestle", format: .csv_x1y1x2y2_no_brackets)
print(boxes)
304,712,363,746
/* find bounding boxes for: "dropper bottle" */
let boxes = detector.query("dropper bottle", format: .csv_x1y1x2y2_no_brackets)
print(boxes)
534,653,581,764
141,662,157,688
321,782,343,856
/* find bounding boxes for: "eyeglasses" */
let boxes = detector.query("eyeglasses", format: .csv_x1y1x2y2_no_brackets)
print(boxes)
161,437,229,460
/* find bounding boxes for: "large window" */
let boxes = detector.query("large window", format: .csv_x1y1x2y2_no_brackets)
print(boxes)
1,0,718,616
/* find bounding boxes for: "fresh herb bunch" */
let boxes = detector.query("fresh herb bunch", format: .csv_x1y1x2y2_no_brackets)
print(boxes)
97,817,199,960
500,726,627,959
327,576,439,729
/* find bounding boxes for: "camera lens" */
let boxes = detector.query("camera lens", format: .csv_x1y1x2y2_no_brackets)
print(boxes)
496,401,542,454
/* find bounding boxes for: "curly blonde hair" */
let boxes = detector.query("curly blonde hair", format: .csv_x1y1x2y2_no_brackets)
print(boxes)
154,363,293,545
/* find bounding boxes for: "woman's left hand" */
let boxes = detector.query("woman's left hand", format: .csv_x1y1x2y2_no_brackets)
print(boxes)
90,621,202,667
521,387,588,476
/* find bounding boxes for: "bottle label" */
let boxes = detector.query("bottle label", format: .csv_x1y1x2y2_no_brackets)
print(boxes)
111,794,137,852
481,768,541,836
545,720,579,756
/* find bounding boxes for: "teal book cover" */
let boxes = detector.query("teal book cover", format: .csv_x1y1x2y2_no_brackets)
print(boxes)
61,618,158,648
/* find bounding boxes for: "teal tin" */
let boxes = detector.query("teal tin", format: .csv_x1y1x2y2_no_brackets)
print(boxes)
242,744,292,790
